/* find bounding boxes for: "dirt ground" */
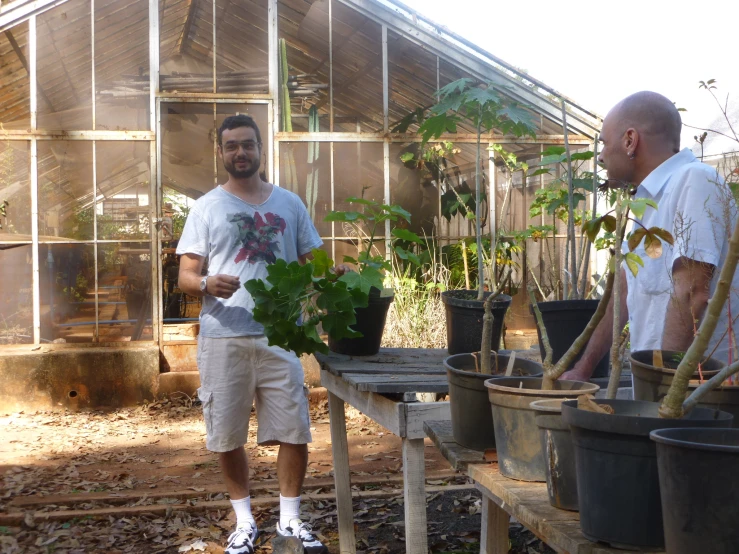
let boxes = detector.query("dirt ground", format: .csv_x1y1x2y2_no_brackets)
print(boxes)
0,392,552,554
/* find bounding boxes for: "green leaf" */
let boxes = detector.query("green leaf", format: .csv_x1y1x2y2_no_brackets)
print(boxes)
399,152,415,163
392,228,422,243
386,204,412,222
310,248,333,277
436,77,473,99
570,151,595,162
417,113,458,143
628,227,647,251
324,211,362,222
541,146,566,157
627,198,658,219
601,215,617,233
582,218,602,242
624,252,645,276
345,197,376,206
339,266,384,295
528,168,552,177
465,86,501,107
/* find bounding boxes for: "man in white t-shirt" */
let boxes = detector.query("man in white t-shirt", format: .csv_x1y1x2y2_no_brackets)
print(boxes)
177,115,330,554
562,91,739,381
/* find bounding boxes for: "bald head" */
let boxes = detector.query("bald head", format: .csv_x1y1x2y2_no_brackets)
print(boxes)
610,91,682,153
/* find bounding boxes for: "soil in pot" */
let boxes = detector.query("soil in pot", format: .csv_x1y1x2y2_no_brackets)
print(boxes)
630,349,739,420
484,377,599,482
651,427,739,554
328,288,393,356
441,290,511,355
562,399,733,550
444,352,543,451
530,299,610,378
530,399,579,511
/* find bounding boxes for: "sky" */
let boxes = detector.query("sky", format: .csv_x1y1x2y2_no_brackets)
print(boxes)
400,0,739,157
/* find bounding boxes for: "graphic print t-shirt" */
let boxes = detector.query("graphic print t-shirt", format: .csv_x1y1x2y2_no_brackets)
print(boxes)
176,185,323,337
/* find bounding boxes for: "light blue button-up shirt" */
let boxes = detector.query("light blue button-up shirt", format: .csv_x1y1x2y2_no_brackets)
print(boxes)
625,148,739,361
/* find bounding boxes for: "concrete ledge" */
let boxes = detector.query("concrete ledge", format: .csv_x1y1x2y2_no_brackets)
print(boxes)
0,344,159,412
158,371,200,399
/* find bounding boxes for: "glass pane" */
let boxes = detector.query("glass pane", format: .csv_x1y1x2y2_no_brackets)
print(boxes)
278,141,330,235
160,0,214,93
96,141,151,240
38,141,94,240
216,104,269,184
216,0,269,94
0,21,30,129
388,31,437,134
331,3,383,132
37,0,93,130
0,244,33,344
389,142,442,237
161,103,216,199
333,142,383,211
0,141,32,237
95,0,150,130
41,243,95,343
278,0,330,132
97,242,153,341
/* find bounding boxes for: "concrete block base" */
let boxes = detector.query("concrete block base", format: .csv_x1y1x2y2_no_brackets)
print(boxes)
158,371,200,399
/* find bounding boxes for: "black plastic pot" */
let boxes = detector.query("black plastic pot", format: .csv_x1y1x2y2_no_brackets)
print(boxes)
630,349,739,420
444,352,543,451
441,290,511,355
328,288,393,356
651,428,739,554
530,399,579,511
530,300,610,378
485,377,599,482
562,399,733,550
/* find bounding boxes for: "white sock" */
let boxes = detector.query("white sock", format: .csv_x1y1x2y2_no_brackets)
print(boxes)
231,496,256,529
279,494,301,530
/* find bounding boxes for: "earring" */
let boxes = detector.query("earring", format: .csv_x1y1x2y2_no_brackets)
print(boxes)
628,152,636,160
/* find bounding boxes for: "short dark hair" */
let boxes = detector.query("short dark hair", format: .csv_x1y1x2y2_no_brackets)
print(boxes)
218,114,262,146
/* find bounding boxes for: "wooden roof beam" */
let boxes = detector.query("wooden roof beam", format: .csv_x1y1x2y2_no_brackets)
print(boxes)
177,0,198,55
3,29,55,111
0,0,68,33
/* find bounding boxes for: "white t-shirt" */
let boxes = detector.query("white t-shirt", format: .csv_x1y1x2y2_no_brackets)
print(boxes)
176,185,323,337
625,148,739,361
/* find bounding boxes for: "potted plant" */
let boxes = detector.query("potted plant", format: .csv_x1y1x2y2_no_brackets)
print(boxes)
407,77,536,355
323,197,423,356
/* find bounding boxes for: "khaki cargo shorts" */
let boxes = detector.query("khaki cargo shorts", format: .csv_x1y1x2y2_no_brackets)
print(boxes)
196,335,312,452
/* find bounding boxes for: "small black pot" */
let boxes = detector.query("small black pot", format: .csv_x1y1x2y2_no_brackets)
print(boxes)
328,288,393,356
444,352,543,451
485,377,599,482
530,399,579,511
651,427,739,554
562,399,733,550
630,349,739,420
441,290,511,355
530,299,609,378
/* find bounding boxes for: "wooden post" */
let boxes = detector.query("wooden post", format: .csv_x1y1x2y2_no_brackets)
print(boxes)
479,495,509,554
328,392,356,554
402,438,429,554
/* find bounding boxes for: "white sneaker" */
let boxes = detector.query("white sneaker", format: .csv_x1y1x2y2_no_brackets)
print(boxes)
225,522,259,554
276,519,327,554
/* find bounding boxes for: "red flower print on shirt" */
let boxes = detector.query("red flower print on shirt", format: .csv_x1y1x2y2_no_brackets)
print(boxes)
229,211,286,264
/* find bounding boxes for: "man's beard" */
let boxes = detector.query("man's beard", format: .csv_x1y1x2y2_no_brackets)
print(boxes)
224,156,260,179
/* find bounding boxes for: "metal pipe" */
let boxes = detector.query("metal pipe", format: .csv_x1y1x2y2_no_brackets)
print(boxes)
30,14,40,344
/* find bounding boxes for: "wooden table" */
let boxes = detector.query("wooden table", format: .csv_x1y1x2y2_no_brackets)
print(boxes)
316,348,451,554
424,421,658,554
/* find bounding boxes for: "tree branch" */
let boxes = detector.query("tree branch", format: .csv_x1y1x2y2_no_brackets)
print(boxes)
480,270,512,375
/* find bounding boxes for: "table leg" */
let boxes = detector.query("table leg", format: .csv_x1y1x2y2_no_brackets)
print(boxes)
402,437,428,554
328,391,356,554
479,494,509,554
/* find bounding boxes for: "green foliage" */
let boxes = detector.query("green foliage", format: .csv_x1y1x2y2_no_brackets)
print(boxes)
245,250,368,357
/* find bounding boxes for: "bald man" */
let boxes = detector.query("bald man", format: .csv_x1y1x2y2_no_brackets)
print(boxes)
561,91,739,381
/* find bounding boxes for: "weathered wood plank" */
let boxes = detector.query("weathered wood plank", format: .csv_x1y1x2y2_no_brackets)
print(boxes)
424,420,487,471
479,495,509,554
344,373,448,393
402,438,428,554
403,401,451,440
328,392,357,554
323,362,447,377
469,465,658,554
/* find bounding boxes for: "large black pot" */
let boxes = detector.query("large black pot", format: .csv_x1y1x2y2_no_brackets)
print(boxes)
485,377,599,482
531,300,609,378
562,399,733,550
441,290,511,355
630,349,739,420
530,399,579,511
651,428,739,554
328,288,393,356
444,352,543,451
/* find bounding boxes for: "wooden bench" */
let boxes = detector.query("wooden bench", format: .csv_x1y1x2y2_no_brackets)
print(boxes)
424,420,658,554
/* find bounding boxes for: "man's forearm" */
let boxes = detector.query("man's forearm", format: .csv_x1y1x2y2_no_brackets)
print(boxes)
661,291,709,351
179,269,206,298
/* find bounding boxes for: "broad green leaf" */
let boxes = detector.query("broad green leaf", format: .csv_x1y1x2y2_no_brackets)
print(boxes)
628,227,647,251
418,113,458,143
628,198,658,219
315,283,353,310
392,228,422,243
624,252,644,276
582,218,602,242
528,168,551,177
465,86,501,107
345,196,376,206
310,248,333,277
436,77,473,99
339,266,384,295
541,146,566,157
570,151,595,162
399,152,415,163
386,204,412,222
539,154,567,166
324,211,362,222
601,215,617,233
